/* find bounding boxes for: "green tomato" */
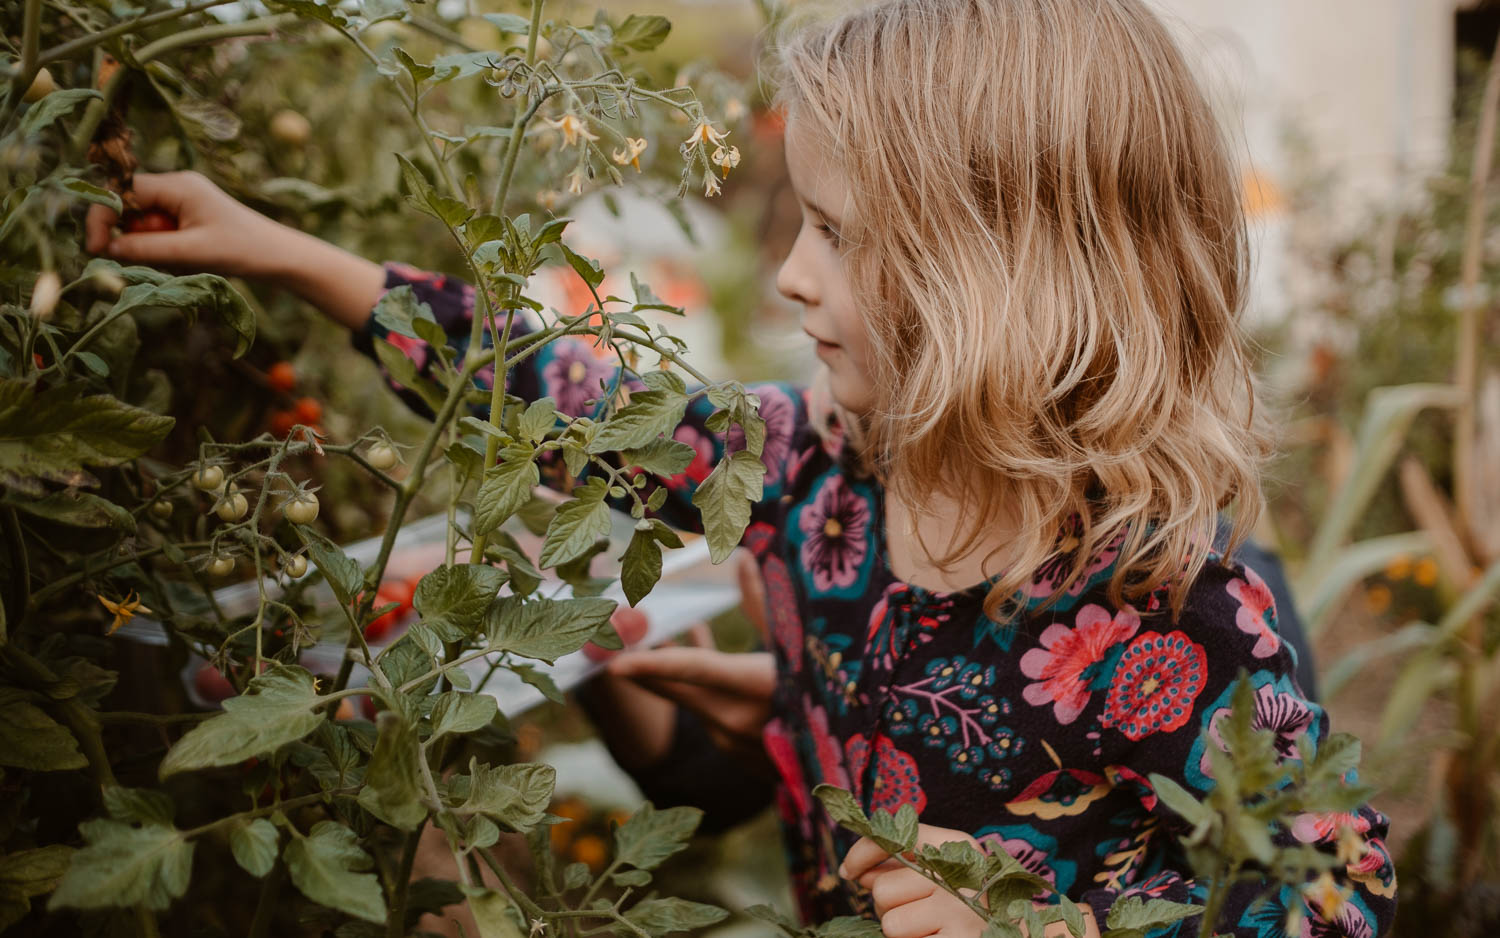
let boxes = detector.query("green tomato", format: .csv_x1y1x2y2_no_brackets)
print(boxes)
284,555,308,578
193,465,225,491
207,555,235,577
283,493,319,525
150,500,174,520
215,492,249,522
367,442,399,471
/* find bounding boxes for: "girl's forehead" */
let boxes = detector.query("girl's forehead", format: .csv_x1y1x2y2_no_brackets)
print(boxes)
784,120,847,216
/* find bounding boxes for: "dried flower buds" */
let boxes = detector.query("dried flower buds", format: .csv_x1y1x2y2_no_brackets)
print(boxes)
711,145,740,178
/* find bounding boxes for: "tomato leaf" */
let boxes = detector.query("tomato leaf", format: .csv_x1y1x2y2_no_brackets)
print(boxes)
412,564,506,641
357,711,427,830
451,759,555,833
18,88,101,138
474,445,540,537
611,803,702,871
372,285,439,339
538,478,612,568
158,667,325,778
0,691,86,771
691,450,765,563
612,14,672,51
283,821,387,924
587,389,688,454
47,819,192,911
0,379,174,496
229,819,279,878
620,526,662,607
485,595,616,663
429,691,499,743
623,897,728,933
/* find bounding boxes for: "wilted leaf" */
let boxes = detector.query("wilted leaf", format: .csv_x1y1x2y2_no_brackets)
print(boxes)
19,88,101,138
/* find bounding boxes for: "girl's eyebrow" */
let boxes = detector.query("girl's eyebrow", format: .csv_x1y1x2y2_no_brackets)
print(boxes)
800,194,843,227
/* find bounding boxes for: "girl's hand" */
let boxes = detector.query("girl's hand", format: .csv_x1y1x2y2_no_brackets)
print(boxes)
84,171,289,279
840,826,1101,938
604,646,775,764
83,171,385,330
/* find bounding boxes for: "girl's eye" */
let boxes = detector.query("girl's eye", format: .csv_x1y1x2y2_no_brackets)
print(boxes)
815,223,842,248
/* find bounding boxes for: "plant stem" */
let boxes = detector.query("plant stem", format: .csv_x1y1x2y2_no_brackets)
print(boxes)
490,0,548,216
247,859,287,938
0,0,42,132
134,905,161,938
469,306,517,563
387,823,426,938
37,0,242,68
1455,28,1500,544
475,847,547,919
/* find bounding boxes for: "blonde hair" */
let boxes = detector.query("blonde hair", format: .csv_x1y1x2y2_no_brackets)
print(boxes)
771,0,1272,619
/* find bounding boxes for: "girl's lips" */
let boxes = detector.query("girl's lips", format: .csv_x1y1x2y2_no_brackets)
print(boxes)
815,340,840,355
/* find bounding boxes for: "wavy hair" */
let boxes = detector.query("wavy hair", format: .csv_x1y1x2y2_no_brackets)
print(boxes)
769,0,1273,619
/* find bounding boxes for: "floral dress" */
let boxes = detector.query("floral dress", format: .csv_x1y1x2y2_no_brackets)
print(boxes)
356,263,1397,937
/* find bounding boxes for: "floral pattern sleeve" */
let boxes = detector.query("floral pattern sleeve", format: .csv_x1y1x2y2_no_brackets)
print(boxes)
352,262,811,536
1074,561,1398,937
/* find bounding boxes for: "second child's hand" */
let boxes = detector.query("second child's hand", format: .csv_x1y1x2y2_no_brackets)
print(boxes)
83,170,385,331
604,647,776,765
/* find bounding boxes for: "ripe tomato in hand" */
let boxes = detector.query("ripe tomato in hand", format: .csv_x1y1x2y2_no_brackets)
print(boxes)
583,606,651,662
121,209,178,233
267,361,297,393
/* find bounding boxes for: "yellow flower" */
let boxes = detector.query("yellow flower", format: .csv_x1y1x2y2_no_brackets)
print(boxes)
98,591,151,635
546,114,598,148
611,137,648,172
1302,871,1349,919
566,167,586,195
683,121,727,149
711,145,740,178
702,172,721,198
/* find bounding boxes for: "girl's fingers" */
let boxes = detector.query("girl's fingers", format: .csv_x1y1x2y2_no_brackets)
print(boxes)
839,835,898,882
867,867,937,917
606,647,775,696
875,894,947,938
84,203,121,254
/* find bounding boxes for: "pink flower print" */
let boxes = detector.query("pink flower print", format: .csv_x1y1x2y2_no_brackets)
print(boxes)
383,331,429,377
1026,524,1126,601
663,424,714,491
542,339,613,417
804,701,850,789
1100,631,1206,740
1020,604,1141,725
726,384,796,485
844,734,926,815
798,475,870,592
975,835,1061,890
1227,565,1281,658
763,556,804,672
1199,682,1313,779
1291,811,1370,846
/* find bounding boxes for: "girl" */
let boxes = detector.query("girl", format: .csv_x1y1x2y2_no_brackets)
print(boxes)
84,0,1395,934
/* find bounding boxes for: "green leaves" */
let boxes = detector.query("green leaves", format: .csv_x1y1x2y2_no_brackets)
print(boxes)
413,564,506,641
396,154,472,229
357,711,428,830
612,14,672,51
539,478,612,568
284,822,387,924
372,284,439,339
486,595,617,663
48,819,193,911
623,897,728,934
692,451,767,562
611,803,702,870
0,379,174,496
452,760,555,832
0,845,72,931
1101,896,1202,938
229,819,279,878
620,519,682,606
107,273,257,358
475,444,540,537
297,527,363,607
18,88,102,138
0,690,85,770
159,666,325,778
587,389,688,454
430,691,499,743
375,337,447,415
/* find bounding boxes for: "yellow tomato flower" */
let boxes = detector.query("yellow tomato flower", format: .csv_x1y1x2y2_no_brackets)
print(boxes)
711,145,740,178
683,121,727,149
98,591,151,635
546,114,598,148
611,137,648,172
702,172,722,198
566,167,586,195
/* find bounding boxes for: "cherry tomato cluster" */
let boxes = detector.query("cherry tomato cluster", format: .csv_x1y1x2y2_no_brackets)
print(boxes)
263,360,325,438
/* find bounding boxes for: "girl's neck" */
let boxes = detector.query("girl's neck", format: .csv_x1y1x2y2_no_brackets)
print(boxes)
881,483,1022,594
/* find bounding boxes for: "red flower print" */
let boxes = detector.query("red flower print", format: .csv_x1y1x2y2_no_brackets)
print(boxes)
798,475,870,592
763,557,804,671
1100,631,1206,740
665,424,715,490
1291,811,1370,846
844,734,926,815
1226,565,1281,658
726,384,797,485
805,701,850,789
382,331,429,376
763,718,811,824
1024,524,1126,601
1019,604,1141,724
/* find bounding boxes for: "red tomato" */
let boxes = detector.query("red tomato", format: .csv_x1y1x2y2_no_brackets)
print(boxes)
294,396,323,424
269,410,296,438
362,581,414,642
121,209,178,233
359,693,378,720
267,361,297,393
583,606,651,661
193,663,236,703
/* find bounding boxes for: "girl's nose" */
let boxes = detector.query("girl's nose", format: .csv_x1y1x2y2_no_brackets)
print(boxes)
775,229,819,307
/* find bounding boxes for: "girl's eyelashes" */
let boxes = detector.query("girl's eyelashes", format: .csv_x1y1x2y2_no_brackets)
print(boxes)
815,222,843,248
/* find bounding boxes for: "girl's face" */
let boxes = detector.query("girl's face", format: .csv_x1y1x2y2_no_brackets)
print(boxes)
776,119,877,415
